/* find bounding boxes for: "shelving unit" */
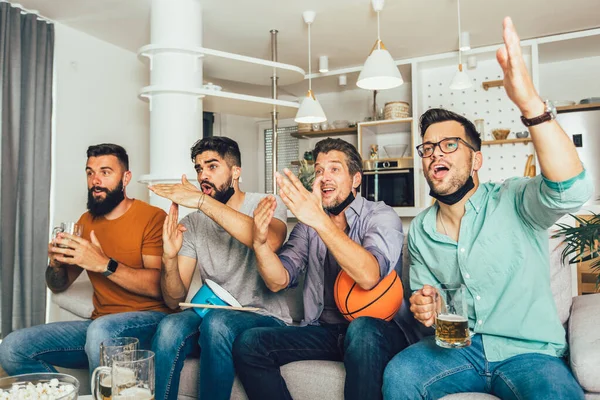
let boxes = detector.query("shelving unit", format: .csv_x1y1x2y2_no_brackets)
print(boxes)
481,138,533,145
290,127,357,139
556,103,600,114
138,44,306,86
139,86,300,119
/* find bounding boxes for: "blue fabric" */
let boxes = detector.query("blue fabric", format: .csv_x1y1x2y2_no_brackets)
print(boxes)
383,335,584,400
0,311,167,374
151,308,285,400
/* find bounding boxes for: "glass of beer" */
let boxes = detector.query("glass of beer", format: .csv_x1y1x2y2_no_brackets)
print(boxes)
52,222,83,248
96,337,139,399
434,283,471,348
92,350,155,400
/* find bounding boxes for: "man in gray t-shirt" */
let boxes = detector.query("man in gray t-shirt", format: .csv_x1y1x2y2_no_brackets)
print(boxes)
149,137,289,400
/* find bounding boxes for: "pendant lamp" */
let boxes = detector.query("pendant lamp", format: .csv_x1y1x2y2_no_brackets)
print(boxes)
449,0,472,90
357,0,403,90
295,11,327,124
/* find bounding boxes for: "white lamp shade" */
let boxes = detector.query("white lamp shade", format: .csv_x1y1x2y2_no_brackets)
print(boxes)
357,48,403,90
295,90,327,123
449,68,472,90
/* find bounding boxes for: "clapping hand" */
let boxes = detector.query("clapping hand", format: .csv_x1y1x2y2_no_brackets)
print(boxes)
163,202,187,260
252,196,277,250
277,168,326,229
149,175,203,209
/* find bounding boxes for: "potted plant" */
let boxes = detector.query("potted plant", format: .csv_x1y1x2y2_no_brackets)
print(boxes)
297,159,315,192
553,212,600,289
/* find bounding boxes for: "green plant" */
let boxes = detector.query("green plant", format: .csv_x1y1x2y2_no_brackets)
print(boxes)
553,212,600,287
297,159,315,192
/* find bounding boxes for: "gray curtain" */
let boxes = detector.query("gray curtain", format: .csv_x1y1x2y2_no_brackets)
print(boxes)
0,3,54,338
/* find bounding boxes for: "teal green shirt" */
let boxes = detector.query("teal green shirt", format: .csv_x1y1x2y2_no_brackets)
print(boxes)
409,170,593,362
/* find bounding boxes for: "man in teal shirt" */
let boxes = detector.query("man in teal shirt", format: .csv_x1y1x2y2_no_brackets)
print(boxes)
383,17,592,400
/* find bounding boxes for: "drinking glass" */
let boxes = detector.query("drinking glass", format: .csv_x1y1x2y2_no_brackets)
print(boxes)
96,338,139,400
434,283,471,348
52,222,83,248
92,350,154,400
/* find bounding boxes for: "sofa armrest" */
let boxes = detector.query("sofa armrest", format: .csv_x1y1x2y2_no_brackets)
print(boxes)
51,275,94,320
568,293,600,393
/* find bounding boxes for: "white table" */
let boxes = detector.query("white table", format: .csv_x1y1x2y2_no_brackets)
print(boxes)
78,396,93,400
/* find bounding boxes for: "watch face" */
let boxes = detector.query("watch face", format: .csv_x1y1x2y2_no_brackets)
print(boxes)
546,100,557,118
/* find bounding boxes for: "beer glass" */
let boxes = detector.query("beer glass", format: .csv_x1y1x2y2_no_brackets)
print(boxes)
52,222,83,248
96,338,139,399
92,350,155,400
434,283,471,348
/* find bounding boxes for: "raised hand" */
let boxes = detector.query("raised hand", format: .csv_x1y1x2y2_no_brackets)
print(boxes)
163,202,187,260
496,17,543,116
252,196,277,249
149,175,203,209
52,230,110,273
276,168,326,229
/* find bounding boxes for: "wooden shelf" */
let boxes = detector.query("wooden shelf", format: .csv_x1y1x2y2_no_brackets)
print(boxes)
482,80,504,91
359,118,413,135
481,138,532,145
291,127,357,139
290,160,314,166
557,103,600,114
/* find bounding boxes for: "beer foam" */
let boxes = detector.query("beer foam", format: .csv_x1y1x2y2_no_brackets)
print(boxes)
437,313,468,322
113,387,153,400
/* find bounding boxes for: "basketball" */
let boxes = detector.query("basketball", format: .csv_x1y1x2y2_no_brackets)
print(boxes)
334,269,403,322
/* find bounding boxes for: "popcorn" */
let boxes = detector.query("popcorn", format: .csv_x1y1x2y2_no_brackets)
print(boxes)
0,380,76,400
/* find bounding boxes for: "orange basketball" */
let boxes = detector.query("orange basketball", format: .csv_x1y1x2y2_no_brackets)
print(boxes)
334,269,403,322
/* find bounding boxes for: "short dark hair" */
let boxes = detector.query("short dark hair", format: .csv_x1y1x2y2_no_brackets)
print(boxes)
190,136,241,167
312,138,363,176
86,143,129,170
419,108,482,151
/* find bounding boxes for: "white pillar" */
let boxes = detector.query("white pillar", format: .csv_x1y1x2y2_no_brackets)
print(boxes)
140,0,203,212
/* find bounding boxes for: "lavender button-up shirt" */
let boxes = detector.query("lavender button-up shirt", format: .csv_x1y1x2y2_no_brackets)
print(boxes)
278,195,419,343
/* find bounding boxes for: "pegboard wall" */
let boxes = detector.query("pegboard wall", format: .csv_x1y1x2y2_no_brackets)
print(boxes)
417,56,535,184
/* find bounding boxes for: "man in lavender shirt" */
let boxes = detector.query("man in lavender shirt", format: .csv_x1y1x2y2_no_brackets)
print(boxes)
232,138,418,400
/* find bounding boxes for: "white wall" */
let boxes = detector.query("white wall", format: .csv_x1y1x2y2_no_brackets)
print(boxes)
213,113,262,193
52,23,150,225
539,56,600,102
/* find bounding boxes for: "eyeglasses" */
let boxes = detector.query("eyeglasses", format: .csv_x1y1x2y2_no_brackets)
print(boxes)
415,137,476,158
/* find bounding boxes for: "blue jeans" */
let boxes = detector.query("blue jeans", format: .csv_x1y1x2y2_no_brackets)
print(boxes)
0,311,167,374
151,309,285,400
383,335,584,400
232,316,409,400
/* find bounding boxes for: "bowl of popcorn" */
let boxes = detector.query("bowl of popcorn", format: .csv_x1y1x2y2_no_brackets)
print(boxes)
0,373,79,400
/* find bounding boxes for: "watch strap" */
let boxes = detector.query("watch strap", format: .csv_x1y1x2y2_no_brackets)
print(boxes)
520,112,553,127
102,258,118,277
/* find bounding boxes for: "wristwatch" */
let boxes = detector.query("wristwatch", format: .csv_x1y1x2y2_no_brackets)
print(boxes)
520,100,557,127
102,258,119,277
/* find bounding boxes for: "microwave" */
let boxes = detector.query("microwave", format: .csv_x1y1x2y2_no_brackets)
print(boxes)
361,160,415,207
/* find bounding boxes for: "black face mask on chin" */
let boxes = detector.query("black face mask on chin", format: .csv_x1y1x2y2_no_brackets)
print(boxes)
429,175,475,206
325,191,355,216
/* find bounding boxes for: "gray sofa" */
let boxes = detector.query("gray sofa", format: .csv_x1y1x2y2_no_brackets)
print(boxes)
52,235,600,399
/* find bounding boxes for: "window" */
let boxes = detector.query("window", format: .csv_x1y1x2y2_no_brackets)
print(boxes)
264,126,300,194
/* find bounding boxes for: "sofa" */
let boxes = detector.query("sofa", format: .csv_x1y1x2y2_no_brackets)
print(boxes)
51,236,600,399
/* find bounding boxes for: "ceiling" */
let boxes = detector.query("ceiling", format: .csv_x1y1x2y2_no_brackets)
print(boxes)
13,0,600,86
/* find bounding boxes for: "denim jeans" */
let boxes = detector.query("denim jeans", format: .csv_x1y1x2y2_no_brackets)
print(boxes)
0,311,167,374
383,334,584,400
151,308,286,400
232,316,409,400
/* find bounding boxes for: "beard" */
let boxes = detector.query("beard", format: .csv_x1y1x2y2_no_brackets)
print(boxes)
425,155,472,196
202,177,234,204
87,180,125,218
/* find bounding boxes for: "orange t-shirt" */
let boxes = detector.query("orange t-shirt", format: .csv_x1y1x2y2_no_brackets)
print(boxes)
76,199,171,319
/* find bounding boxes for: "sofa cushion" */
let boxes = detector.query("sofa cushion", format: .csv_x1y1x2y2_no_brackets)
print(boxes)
178,358,345,400
569,293,600,394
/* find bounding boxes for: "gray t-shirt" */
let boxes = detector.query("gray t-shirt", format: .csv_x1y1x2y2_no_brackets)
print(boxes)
179,192,292,323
